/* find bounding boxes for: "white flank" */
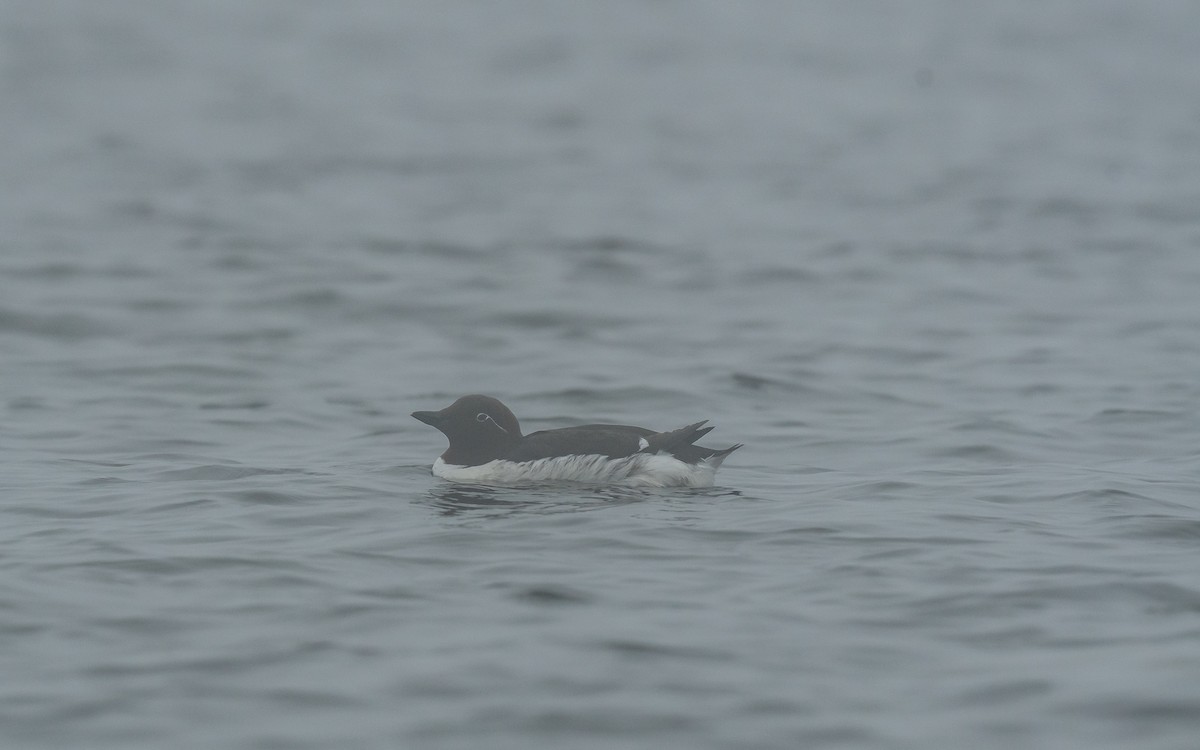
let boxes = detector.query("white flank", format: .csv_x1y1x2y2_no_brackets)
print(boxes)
431,453,722,488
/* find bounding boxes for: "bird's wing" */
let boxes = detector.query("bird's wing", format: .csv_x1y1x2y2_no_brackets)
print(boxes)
506,424,654,461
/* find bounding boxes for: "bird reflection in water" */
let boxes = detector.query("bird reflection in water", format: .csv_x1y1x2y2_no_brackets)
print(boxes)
424,482,738,517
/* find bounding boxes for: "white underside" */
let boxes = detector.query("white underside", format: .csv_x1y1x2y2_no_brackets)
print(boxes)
431,452,725,488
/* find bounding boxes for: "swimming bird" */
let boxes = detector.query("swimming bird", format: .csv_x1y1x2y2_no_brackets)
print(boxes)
412,394,741,487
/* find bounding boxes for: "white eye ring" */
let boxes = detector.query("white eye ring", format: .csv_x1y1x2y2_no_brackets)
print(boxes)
475,412,508,433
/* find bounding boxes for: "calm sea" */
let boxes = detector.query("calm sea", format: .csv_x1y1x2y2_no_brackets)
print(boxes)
3,2,1200,748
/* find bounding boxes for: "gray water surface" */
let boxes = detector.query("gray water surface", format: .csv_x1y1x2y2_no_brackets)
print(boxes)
4,2,1200,749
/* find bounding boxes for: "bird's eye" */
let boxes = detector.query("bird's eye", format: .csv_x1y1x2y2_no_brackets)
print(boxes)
476,413,489,422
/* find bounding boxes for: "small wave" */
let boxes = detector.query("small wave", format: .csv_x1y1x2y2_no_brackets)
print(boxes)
508,584,595,605
528,386,694,404
0,307,112,340
154,465,299,481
